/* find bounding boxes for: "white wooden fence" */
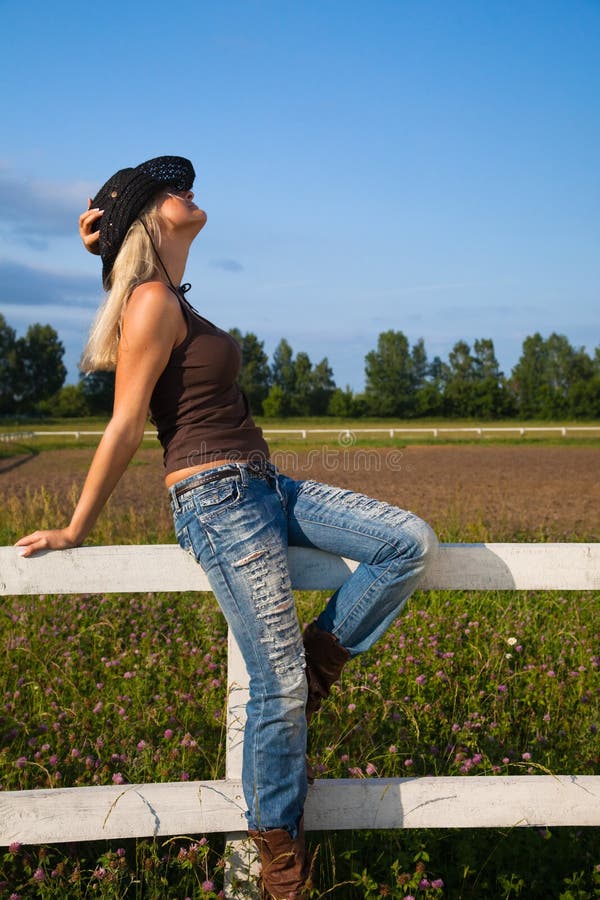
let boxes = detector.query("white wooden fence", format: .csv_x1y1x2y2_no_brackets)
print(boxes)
2,424,600,443
1,543,599,893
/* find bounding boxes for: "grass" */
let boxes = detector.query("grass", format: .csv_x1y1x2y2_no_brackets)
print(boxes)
1,586,598,897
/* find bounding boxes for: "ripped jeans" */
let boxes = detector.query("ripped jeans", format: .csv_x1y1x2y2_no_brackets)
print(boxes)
169,460,438,837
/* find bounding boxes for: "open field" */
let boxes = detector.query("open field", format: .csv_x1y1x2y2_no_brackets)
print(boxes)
1,442,599,897
1,442,599,544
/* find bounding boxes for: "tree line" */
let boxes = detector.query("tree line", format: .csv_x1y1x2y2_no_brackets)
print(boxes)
1,314,599,419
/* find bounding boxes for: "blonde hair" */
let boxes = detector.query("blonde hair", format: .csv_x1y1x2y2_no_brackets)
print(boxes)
80,199,165,372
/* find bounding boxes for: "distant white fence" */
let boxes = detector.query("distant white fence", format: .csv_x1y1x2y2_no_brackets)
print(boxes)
1,543,599,894
2,425,600,443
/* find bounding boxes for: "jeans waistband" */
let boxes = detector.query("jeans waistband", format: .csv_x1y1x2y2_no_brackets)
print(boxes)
173,465,239,500
170,458,278,503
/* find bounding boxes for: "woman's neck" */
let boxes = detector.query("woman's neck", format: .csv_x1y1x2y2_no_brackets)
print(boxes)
155,237,191,288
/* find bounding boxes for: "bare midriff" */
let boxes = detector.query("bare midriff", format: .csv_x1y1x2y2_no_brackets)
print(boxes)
165,459,234,489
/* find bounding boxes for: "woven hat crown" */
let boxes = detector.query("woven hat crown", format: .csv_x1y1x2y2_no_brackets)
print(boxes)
91,155,195,287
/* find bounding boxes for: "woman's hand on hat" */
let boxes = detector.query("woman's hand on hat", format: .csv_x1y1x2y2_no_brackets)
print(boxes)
79,199,103,255
15,527,81,558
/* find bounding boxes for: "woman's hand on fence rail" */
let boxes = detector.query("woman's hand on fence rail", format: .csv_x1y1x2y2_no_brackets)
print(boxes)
15,528,81,558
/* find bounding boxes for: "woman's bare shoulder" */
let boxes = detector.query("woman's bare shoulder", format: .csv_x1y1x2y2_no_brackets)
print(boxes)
127,281,180,316
123,281,182,336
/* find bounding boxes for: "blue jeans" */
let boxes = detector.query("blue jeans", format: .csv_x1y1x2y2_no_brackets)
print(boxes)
169,460,438,837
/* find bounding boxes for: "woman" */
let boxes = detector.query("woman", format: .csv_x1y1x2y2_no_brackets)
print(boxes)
17,155,438,899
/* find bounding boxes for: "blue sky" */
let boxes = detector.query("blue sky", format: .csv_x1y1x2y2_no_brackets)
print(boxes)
1,0,598,390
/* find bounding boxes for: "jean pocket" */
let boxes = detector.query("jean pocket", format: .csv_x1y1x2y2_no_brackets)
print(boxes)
194,477,243,519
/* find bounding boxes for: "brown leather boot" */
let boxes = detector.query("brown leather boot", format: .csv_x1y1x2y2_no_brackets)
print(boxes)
303,621,351,725
303,621,351,784
249,816,312,899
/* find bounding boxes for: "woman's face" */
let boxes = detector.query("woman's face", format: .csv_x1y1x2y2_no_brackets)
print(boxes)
158,190,207,236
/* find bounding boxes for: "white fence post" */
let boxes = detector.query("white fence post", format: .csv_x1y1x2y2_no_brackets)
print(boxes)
224,631,260,898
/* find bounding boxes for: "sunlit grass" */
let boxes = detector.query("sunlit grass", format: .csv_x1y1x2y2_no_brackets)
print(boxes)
1,579,598,896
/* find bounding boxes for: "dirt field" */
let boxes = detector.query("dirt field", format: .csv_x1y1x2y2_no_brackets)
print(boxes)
1,443,599,541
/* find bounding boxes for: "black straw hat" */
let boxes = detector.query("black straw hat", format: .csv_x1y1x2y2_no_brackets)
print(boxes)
90,155,195,288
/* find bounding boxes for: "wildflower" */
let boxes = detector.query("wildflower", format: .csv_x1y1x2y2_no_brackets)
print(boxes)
137,740,147,751
33,868,46,882
164,729,174,739
507,637,517,646
112,772,125,784
347,703,356,712
497,684,508,693
366,762,378,776
389,745,397,754
14,756,27,769
419,878,431,888
431,878,445,888
8,842,22,854
404,758,413,768
202,881,215,891
522,752,532,761
93,702,103,713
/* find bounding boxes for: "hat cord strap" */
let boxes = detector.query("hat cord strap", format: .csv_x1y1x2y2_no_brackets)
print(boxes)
140,220,187,297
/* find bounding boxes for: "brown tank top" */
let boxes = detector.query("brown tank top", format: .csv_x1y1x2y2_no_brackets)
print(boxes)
149,291,270,474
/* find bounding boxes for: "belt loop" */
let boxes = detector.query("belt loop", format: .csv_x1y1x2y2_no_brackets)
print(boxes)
237,461,249,488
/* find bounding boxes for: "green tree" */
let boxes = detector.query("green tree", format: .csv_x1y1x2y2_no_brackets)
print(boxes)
471,338,513,418
510,332,595,418
291,351,313,415
271,339,296,395
442,338,510,418
327,385,356,417
79,370,116,415
38,384,90,417
229,329,271,415
0,315,17,415
364,330,415,416
268,339,335,416
441,340,476,416
309,357,336,414
13,323,67,413
262,384,286,418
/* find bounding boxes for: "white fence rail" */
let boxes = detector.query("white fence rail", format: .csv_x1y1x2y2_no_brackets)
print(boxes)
1,543,599,890
2,425,600,443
